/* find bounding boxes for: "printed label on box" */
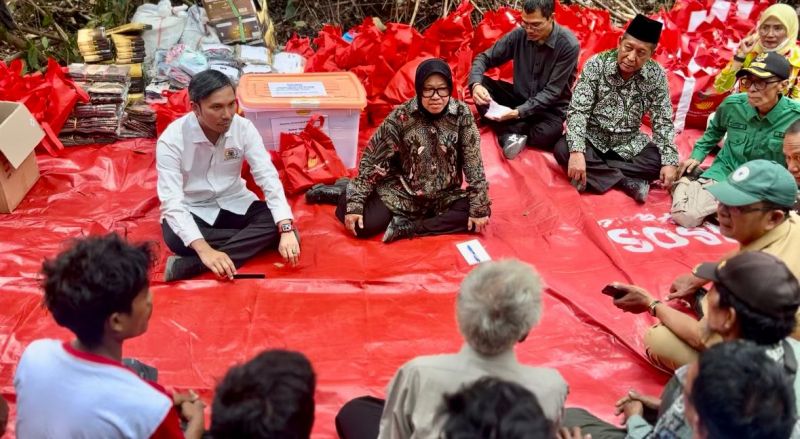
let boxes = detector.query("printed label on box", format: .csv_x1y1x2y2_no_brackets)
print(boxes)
270,115,330,146
268,82,327,98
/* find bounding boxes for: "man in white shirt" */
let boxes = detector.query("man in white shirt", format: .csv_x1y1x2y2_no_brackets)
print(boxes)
335,259,568,439
157,70,300,281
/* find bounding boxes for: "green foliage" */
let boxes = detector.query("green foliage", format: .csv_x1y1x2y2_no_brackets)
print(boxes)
5,0,153,71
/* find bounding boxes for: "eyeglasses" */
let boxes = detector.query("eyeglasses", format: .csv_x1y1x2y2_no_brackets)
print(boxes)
740,77,782,91
421,87,450,98
518,20,549,30
719,203,774,215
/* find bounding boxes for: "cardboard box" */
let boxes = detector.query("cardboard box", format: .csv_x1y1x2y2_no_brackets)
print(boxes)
202,0,259,23
212,15,263,45
0,102,44,213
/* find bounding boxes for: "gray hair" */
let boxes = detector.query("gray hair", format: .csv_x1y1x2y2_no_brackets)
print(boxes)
787,116,800,135
456,260,542,356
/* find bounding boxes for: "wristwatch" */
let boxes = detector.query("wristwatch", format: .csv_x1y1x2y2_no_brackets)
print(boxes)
279,222,296,234
648,299,662,316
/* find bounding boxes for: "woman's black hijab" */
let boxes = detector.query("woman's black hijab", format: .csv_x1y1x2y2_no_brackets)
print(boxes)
415,58,453,120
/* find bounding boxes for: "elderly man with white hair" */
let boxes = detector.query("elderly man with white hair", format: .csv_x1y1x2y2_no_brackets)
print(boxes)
335,259,568,439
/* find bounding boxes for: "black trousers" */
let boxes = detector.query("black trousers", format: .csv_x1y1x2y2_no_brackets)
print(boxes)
335,396,385,439
334,192,471,239
162,201,279,278
553,136,662,193
475,76,564,151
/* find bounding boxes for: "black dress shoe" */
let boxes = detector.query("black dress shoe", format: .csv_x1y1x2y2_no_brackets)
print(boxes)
616,177,650,204
305,178,349,205
382,216,415,243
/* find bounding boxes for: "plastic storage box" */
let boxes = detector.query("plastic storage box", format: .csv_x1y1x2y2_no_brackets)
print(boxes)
237,72,367,168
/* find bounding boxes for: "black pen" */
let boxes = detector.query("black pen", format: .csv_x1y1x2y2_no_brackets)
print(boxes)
232,273,266,279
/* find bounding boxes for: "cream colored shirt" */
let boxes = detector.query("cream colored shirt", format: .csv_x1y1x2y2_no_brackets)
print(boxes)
741,212,800,278
742,212,800,338
377,344,568,439
699,212,800,346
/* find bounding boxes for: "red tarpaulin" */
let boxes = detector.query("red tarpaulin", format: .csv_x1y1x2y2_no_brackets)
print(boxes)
0,0,766,436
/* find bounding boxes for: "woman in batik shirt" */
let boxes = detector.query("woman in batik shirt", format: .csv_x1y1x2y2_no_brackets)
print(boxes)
305,58,491,243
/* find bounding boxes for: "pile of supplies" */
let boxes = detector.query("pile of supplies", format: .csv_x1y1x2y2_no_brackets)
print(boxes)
59,64,131,146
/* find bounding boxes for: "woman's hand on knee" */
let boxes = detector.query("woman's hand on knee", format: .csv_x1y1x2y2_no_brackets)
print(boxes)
468,216,489,233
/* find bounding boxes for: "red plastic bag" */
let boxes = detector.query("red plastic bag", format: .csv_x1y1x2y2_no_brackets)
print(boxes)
380,24,424,70
0,58,88,155
278,115,348,194
150,89,192,136
306,25,348,72
284,33,315,59
472,7,519,83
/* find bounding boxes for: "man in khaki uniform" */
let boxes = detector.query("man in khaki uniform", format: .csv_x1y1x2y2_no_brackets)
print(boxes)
611,159,800,371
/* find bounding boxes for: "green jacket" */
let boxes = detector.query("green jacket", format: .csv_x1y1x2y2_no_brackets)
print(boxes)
691,93,800,182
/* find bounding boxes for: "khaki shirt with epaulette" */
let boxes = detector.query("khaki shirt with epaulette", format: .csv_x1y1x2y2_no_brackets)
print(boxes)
741,212,800,338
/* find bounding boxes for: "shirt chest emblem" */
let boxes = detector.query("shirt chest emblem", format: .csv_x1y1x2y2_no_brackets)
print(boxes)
223,147,242,161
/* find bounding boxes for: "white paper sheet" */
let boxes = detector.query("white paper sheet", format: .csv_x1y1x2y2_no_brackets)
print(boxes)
484,100,513,120
268,81,327,98
456,239,491,265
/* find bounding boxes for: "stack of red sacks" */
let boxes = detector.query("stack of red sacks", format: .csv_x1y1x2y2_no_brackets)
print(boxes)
284,0,774,132
283,0,622,127
0,59,89,155
654,0,770,130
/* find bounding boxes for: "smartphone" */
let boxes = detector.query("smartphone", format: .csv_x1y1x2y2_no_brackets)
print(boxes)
601,284,626,300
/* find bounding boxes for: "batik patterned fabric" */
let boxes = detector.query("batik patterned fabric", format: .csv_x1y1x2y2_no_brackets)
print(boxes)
347,98,491,219
566,49,679,166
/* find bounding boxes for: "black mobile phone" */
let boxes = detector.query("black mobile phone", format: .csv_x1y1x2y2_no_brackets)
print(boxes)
601,284,626,299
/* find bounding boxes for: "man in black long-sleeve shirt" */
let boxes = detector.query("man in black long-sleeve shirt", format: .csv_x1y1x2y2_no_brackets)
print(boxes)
469,0,579,159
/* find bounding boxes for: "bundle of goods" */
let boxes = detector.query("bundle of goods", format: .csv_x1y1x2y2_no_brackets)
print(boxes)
78,82,128,105
201,43,234,60
77,28,113,63
105,24,150,98
125,63,145,96
235,45,269,65
132,0,189,64
67,64,131,83
152,45,209,89
145,79,171,104
108,23,149,64
59,134,118,147
58,64,131,146
202,0,264,45
119,103,157,138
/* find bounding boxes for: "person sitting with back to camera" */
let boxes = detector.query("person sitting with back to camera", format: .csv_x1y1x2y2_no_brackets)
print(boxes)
305,58,491,243
209,349,316,439
14,233,205,439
